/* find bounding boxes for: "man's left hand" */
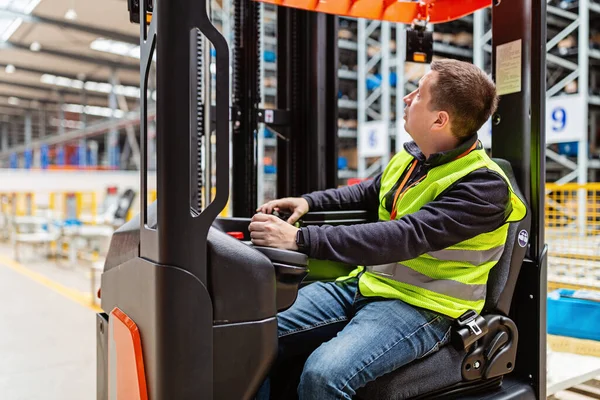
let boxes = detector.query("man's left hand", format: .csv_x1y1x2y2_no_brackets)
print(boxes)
249,213,299,250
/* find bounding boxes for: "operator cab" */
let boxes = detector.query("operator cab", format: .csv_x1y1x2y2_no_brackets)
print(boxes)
96,0,547,399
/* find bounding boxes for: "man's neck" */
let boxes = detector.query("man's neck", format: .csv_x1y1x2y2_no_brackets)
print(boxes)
419,136,459,159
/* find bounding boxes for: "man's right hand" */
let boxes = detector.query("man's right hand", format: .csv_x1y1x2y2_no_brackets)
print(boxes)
256,197,309,224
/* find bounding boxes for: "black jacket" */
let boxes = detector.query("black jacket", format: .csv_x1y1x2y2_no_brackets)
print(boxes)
298,135,511,266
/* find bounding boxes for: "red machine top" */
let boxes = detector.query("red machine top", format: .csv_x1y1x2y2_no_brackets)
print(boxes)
253,0,491,24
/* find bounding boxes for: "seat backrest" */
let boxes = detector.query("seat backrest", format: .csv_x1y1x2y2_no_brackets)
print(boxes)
484,159,532,315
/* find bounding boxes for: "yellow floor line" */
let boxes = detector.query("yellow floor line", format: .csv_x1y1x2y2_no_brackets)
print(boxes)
0,254,101,313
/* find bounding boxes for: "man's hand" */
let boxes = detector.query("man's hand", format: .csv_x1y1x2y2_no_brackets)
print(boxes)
256,197,309,224
249,213,299,250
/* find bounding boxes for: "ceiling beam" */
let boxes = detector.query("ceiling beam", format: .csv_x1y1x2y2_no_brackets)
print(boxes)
0,92,57,104
0,62,140,88
0,78,114,100
0,107,27,117
0,92,110,108
2,42,139,71
0,9,139,45
0,102,60,113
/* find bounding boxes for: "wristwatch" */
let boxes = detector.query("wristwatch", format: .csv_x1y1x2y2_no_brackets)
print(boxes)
295,229,308,252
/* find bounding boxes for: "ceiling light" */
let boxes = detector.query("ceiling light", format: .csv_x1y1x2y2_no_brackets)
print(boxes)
90,38,140,59
29,41,41,52
23,0,43,14
63,103,135,119
40,74,56,84
1,18,23,42
7,97,19,105
64,9,77,21
5,64,15,74
0,0,41,42
40,73,140,98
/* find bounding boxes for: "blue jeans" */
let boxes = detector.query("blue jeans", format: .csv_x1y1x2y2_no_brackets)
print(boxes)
258,277,453,400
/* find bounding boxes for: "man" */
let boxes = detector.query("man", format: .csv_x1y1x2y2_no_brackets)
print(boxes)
250,59,526,399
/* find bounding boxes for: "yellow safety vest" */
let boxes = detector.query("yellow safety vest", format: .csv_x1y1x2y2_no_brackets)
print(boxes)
339,144,527,318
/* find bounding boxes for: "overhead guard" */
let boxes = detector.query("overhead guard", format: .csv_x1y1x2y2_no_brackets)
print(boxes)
252,0,491,24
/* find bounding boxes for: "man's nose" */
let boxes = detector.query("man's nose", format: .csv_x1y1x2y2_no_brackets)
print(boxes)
404,94,411,106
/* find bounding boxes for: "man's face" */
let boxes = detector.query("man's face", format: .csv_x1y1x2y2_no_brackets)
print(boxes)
403,70,440,139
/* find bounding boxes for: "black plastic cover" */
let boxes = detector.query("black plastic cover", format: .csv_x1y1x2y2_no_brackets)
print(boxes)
101,257,214,399
208,228,277,324
214,318,278,400
213,217,252,240
406,28,433,64
461,314,519,381
104,202,158,273
253,246,308,267
272,262,308,311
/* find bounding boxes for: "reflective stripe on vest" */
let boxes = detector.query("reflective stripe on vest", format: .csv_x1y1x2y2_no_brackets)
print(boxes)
427,244,505,266
365,263,487,302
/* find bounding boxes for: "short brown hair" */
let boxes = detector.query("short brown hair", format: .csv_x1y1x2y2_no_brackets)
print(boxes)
429,59,499,141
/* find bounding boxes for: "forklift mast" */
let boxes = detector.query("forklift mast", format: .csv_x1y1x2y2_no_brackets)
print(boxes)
231,1,339,217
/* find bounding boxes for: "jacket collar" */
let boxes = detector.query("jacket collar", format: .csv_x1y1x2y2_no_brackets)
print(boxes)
403,134,479,168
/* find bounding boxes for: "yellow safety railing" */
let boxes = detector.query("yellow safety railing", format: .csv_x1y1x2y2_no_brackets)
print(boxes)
546,183,600,259
48,191,98,223
0,192,37,216
546,183,600,291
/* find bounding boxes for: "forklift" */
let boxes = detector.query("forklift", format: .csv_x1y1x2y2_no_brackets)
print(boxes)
96,0,547,398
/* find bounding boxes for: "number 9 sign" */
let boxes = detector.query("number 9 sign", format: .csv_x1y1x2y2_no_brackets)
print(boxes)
551,107,566,132
546,94,584,144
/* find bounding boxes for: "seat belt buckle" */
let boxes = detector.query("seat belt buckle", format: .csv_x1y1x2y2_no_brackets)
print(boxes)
467,319,483,335
451,310,489,350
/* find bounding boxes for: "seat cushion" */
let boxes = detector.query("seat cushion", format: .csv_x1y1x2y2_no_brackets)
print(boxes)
356,345,464,400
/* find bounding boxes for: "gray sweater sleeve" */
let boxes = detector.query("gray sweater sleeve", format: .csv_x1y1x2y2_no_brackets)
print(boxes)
301,174,382,214
299,169,510,266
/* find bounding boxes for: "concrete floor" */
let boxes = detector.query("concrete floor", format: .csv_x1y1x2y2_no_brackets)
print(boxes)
0,244,96,400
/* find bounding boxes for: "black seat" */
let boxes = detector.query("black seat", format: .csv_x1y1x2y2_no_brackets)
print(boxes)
355,159,532,399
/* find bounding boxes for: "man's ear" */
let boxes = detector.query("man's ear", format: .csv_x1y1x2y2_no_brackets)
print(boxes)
432,111,450,131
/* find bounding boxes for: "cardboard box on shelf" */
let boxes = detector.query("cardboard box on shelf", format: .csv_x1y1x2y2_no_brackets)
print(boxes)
338,147,358,170
548,334,600,358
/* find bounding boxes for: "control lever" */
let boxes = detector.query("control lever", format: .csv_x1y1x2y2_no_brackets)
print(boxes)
485,331,509,361
272,210,301,227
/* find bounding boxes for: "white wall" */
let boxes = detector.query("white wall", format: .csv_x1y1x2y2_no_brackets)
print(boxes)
0,169,155,194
